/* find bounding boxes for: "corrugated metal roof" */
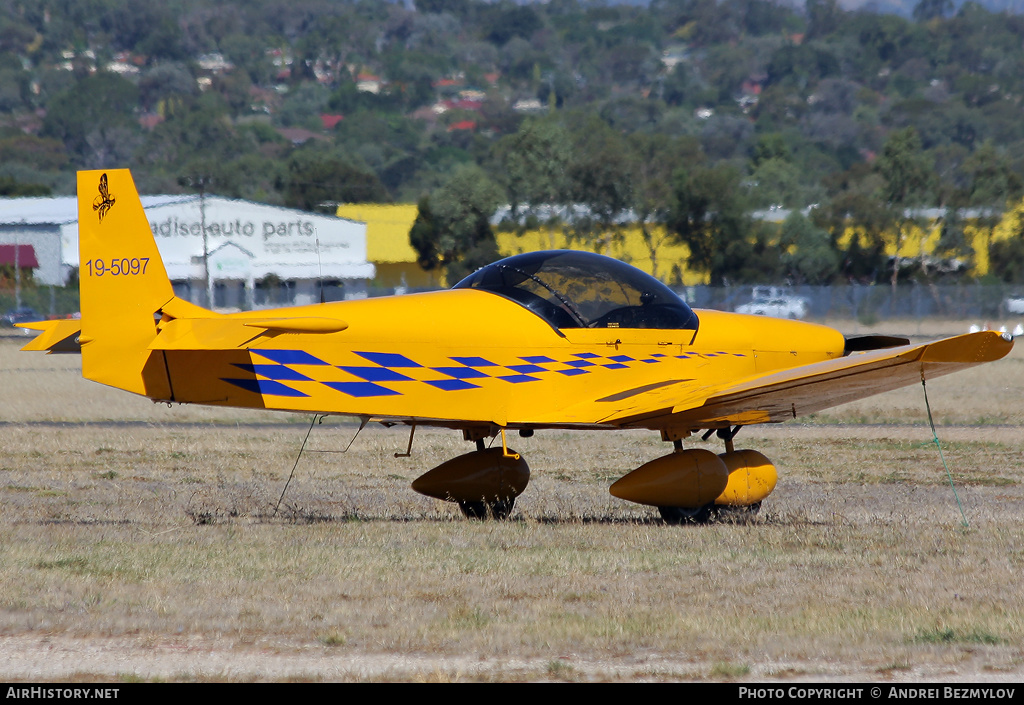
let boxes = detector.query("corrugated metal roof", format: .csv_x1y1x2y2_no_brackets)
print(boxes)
0,195,193,225
0,193,367,228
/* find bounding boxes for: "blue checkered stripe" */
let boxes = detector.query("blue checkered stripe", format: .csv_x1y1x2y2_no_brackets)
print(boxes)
221,349,746,398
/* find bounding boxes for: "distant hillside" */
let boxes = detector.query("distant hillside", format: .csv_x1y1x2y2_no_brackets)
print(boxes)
593,0,1024,16
837,0,1024,16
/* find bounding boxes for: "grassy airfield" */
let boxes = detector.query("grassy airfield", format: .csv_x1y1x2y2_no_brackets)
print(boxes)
1,321,1022,682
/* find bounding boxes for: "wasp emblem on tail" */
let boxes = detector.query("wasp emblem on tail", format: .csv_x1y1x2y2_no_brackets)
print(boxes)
92,172,115,222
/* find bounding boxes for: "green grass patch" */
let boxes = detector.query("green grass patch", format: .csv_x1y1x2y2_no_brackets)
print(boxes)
34,557,90,573
116,673,147,683
546,660,576,680
913,627,1003,645
710,661,751,679
877,661,911,673
957,474,1018,487
318,632,347,647
446,606,492,630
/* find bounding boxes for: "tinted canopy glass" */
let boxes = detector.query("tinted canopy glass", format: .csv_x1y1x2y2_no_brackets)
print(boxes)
454,251,699,331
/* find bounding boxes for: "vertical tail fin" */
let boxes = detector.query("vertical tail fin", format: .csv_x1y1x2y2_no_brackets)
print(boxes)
78,169,175,397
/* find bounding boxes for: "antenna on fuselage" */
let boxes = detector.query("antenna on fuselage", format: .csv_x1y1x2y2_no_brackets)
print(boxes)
315,227,325,304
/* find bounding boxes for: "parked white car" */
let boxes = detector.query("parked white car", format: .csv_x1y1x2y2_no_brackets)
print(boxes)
1005,297,1024,314
735,296,808,319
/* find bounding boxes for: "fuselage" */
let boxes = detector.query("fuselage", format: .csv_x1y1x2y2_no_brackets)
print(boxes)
156,288,846,430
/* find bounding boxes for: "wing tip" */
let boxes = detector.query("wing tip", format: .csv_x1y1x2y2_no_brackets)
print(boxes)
922,330,1014,364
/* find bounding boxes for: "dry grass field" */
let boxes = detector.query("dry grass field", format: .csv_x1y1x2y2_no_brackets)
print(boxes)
1,320,1023,682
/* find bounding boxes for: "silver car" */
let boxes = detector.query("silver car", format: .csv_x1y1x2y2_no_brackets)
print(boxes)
735,296,808,319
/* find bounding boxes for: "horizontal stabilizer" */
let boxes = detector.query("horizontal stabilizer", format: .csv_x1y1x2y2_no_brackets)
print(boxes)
17,319,82,354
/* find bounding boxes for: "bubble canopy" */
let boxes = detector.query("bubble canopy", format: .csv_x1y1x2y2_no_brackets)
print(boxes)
453,250,699,331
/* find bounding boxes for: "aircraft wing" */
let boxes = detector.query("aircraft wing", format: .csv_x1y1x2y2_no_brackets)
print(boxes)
602,330,1013,429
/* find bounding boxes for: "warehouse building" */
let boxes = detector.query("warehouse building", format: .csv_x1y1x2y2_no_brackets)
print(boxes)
0,194,374,310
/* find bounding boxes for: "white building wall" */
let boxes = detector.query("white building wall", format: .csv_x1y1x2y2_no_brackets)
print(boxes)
59,196,375,309
144,198,372,280
2,195,374,307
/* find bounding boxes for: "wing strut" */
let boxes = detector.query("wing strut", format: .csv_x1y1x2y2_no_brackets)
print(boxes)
700,425,742,453
717,425,742,454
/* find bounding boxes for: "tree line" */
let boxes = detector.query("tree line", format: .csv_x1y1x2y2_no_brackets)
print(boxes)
410,115,1023,287
1,0,1024,284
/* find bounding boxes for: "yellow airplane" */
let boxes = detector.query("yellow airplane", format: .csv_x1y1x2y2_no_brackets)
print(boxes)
20,170,1015,522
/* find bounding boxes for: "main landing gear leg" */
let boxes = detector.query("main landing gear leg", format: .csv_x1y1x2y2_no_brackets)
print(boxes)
612,426,775,525
458,498,516,520
410,428,531,521
658,504,715,525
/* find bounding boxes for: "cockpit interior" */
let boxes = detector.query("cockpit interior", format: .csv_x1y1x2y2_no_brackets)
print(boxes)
454,250,699,332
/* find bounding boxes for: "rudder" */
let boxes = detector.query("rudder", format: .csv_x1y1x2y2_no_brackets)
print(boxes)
78,169,175,397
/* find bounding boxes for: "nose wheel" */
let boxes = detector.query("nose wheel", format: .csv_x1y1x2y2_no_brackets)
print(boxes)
411,431,530,521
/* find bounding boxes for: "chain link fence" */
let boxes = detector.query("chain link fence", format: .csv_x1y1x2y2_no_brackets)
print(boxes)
679,283,1024,323
4,282,1024,324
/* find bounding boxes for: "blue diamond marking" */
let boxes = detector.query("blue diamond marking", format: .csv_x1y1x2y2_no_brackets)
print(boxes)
340,366,414,382
557,368,589,376
425,379,480,391
231,364,313,381
223,378,309,397
521,355,555,363
450,356,498,367
574,352,600,359
355,351,421,368
602,363,629,369
652,353,666,357
323,381,401,397
641,359,659,364
252,349,328,366
508,364,546,374
564,360,595,368
499,374,540,383
609,355,634,362
431,366,489,379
